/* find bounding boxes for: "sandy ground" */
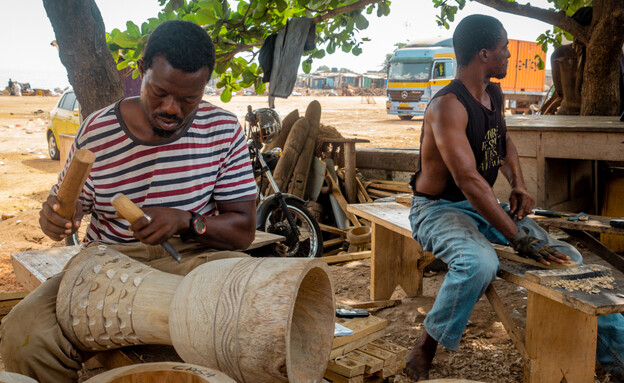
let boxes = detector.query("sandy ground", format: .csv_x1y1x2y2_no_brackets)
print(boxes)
0,95,617,382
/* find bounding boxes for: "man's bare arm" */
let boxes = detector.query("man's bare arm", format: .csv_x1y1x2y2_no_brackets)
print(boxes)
499,133,534,220
428,95,520,240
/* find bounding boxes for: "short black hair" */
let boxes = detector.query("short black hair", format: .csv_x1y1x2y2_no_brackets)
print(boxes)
143,20,215,79
453,14,506,67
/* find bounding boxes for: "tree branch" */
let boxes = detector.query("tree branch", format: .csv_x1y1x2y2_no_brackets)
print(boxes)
216,42,264,63
472,0,590,44
313,0,383,23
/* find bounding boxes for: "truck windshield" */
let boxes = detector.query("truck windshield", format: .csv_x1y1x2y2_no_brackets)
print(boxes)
388,62,430,81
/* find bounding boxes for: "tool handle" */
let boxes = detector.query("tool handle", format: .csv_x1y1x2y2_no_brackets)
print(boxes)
111,193,145,224
56,149,96,221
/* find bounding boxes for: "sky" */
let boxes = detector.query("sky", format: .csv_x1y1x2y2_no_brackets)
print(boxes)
0,0,555,90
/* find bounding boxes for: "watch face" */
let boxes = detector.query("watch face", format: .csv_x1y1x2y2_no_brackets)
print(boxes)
193,215,207,235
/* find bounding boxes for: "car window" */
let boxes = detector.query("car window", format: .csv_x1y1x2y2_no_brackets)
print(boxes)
60,92,76,111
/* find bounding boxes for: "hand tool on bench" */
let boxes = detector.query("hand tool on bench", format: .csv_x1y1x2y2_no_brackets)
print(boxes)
532,209,589,221
111,193,182,263
56,149,96,221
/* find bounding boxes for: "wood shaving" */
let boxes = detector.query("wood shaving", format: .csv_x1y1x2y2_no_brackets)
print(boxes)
546,275,615,294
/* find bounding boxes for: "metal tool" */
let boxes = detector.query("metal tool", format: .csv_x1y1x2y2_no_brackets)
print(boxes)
532,209,573,218
111,193,182,263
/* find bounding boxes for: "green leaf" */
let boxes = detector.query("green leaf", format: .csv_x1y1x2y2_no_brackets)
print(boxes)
302,59,312,73
112,31,139,48
221,87,232,102
352,46,362,56
126,21,141,39
354,14,369,30
132,68,141,79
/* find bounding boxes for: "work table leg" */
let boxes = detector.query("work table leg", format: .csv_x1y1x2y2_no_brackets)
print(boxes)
524,291,597,383
371,223,423,300
343,142,356,204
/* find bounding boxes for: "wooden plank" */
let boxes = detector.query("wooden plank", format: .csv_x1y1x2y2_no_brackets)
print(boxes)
323,369,364,383
367,182,411,194
347,203,412,238
10,246,81,291
326,172,362,227
355,177,373,203
324,238,346,248
498,261,624,316
525,291,597,383
371,223,423,300
355,147,419,172
505,115,623,132
319,223,347,236
342,350,383,374
344,299,401,310
323,251,371,265
0,291,28,319
332,315,388,349
329,329,386,359
369,339,408,360
357,343,397,367
394,194,412,207
326,357,366,377
484,285,528,361
247,231,286,250
523,264,611,284
531,214,624,236
561,228,624,274
493,244,579,269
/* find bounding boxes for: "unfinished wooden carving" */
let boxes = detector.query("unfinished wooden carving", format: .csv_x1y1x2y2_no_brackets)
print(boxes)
83,362,236,383
56,245,335,383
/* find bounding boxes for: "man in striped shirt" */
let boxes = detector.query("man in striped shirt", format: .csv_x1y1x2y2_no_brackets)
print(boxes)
1,20,257,382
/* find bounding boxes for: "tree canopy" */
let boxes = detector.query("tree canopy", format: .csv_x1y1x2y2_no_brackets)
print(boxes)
107,0,391,102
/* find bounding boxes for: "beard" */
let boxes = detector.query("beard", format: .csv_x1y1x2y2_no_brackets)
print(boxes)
151,112,183,138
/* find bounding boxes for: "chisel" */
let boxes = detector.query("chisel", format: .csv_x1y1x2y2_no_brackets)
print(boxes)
111,193,182,263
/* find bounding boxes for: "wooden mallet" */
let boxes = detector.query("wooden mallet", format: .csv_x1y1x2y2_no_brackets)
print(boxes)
55,149,96,221
111,193,182,262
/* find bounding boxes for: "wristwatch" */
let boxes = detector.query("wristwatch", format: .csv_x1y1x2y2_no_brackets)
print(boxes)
182,212,207,241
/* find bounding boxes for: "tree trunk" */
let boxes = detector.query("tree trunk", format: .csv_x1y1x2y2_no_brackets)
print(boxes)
580,0,624,116
42,0,124,120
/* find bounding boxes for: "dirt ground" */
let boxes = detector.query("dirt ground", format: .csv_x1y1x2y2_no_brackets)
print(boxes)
0,95,617,382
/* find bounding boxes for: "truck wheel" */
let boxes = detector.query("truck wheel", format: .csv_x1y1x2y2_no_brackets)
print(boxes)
399,115,413,121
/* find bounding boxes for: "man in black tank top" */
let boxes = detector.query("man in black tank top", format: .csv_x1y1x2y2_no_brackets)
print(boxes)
405,15,624,382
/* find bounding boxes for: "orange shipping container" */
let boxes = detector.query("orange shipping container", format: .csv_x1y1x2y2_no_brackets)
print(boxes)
494,39,546,93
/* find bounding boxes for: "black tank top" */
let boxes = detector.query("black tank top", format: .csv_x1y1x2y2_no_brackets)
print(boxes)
409,80,507,202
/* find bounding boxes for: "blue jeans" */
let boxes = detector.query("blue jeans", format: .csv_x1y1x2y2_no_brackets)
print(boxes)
409,196,624,377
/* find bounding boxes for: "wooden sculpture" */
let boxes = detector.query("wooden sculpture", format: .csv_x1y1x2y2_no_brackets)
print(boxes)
56,245,335,383
83,362,236,383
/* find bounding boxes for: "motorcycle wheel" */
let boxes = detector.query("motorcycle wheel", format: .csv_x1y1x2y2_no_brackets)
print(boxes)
259,199,323,258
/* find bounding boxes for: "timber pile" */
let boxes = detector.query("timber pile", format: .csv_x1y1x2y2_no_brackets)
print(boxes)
325,315,407,382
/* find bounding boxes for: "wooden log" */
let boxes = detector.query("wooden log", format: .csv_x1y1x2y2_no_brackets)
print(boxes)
56,149,95,221
272,118,309,191
263,109,299,152
288,101,322,197
57,246,335,383
83,362,236,382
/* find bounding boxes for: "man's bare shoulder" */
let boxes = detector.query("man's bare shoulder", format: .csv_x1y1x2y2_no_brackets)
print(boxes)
425,93,467,129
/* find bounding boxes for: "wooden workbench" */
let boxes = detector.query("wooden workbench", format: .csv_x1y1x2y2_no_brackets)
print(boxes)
493,115,624,212
348,201,624,382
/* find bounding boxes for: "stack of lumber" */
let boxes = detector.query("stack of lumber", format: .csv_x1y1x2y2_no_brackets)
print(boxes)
361,178,411,200
325,315,407,382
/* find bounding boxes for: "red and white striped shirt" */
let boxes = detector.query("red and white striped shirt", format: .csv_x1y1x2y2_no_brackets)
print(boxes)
53,100,256,244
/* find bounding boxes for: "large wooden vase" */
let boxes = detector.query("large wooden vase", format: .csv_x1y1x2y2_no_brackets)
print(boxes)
56,245,335,383
83,362,236,383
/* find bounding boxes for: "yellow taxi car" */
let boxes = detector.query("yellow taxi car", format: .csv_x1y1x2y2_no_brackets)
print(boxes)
47,89,80,160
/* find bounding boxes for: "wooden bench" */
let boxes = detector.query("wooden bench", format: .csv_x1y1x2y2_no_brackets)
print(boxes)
10,231,285,292
347,201,624,383
530,214,624,273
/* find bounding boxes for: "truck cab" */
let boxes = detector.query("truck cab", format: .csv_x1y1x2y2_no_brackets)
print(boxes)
386,38,456,120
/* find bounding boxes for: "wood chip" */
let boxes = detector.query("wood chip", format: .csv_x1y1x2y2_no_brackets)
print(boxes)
545,275,615,294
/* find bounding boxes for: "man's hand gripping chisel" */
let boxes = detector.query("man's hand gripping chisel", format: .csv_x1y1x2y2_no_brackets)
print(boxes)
111,193,182,263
